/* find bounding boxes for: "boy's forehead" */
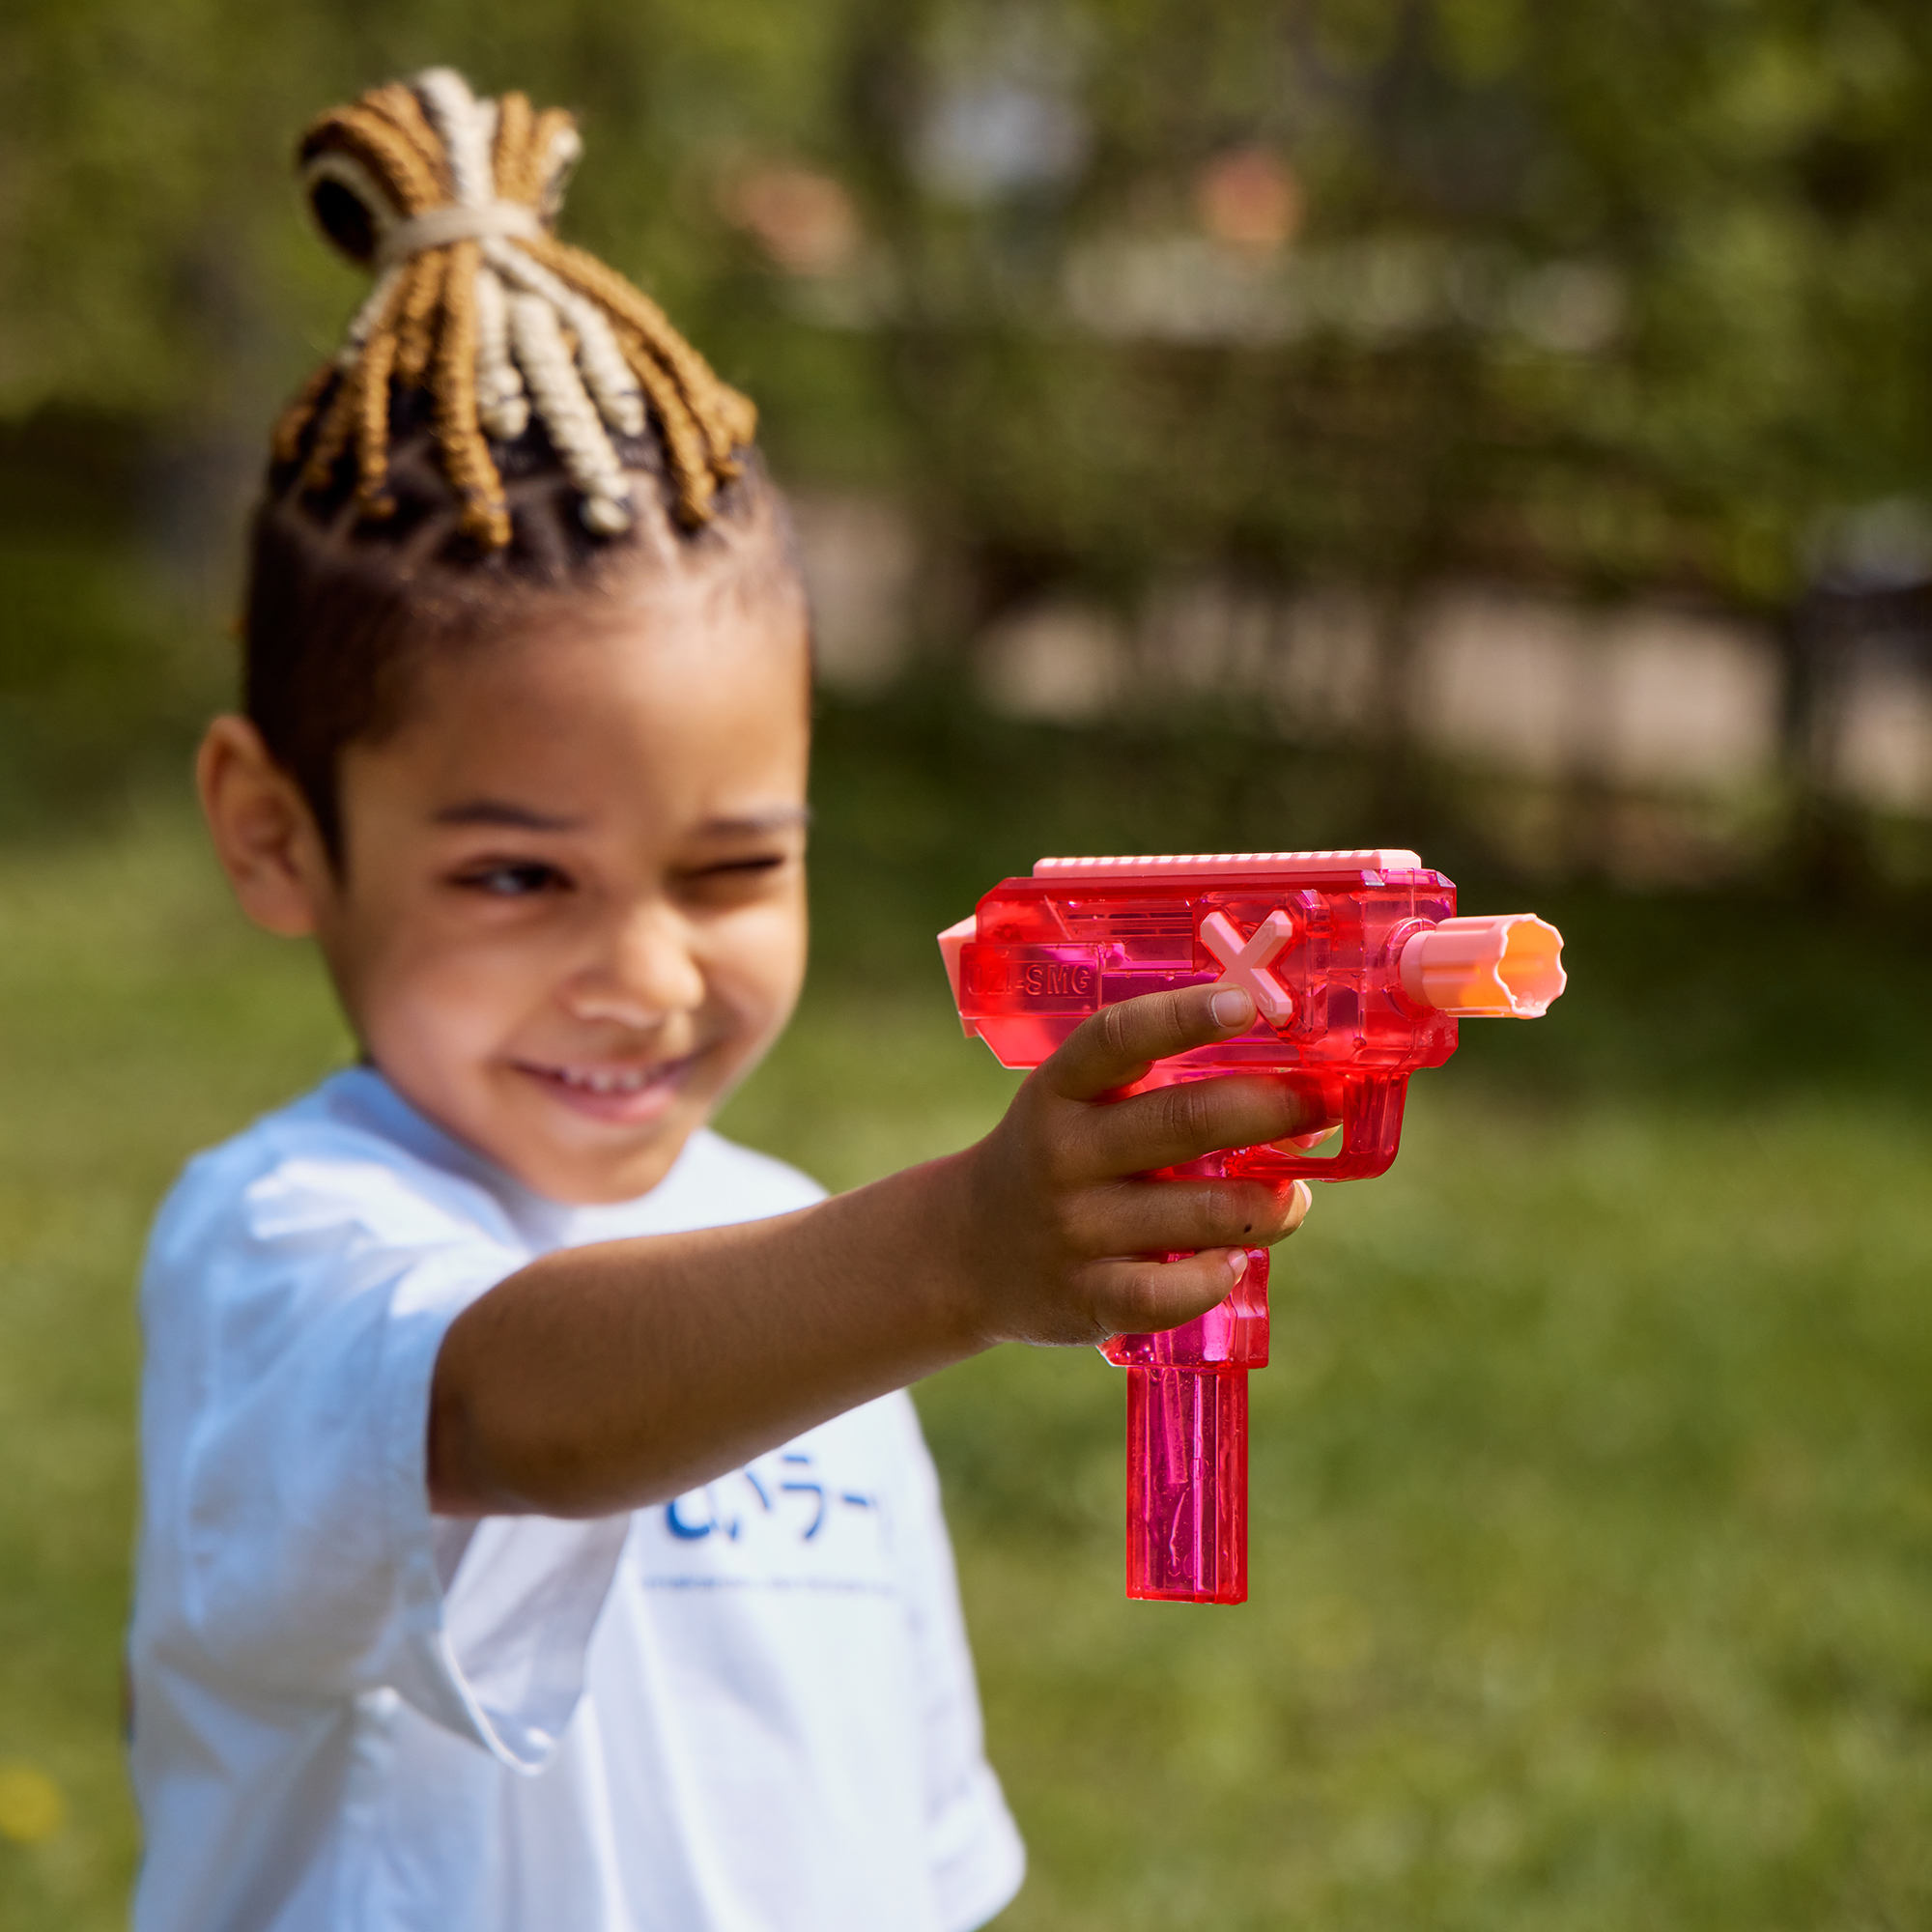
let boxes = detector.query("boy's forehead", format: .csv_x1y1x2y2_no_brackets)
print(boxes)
428,570,806,712
363,588,810,824
542,552,809,653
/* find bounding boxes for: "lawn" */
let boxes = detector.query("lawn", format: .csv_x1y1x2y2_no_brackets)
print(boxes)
2,796,1930,1929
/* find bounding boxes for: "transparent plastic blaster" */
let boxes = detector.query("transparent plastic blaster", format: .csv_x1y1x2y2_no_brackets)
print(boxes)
939,850,1566,1605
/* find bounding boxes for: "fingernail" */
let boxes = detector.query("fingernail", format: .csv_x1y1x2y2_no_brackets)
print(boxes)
1293,1179,1314,1217
1228,1248,1249,1280
1210,988,1254,1030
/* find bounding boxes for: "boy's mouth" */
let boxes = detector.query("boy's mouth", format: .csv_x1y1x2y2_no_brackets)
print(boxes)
511,1053,697,1125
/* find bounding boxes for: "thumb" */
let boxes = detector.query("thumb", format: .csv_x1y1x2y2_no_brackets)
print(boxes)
1044,983,1257,1103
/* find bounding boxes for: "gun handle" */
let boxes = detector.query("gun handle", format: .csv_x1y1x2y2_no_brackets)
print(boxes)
1111,1247,1269,1605
1125,1364,1249,1603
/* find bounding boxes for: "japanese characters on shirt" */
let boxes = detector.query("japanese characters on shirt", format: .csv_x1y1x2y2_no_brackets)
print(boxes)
639,1420,896,1595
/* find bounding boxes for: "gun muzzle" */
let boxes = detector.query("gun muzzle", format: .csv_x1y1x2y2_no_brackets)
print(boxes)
1397,914,1566,1018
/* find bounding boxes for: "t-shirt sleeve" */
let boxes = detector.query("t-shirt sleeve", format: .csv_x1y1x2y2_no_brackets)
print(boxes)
147,1145,629,1772
884,1395,1028,1932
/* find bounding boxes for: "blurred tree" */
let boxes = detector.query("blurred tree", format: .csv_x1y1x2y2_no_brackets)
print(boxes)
6,0,1927,552
3,0,1931,854
838,1,1932,587
824,0,1932,851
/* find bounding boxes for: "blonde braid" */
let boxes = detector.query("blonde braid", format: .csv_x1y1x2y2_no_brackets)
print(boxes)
362,83,454,197
472,266,528,439
483,239,643,434
300,366,360,495
303,103,444,216
523,236,752,466
391,250,447,388
275,68,756,547
355,320,402,517
414,68,497,209
492,92,536,204
271,362,335,468
527,110,582,219
296,263,406,495
617,336,718,525
714,382,758,452
431,239,511,548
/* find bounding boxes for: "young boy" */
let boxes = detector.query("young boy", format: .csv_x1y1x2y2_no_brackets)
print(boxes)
128,71,1312,1932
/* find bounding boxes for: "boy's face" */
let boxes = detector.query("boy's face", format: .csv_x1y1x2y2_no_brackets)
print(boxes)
314,574,810,1204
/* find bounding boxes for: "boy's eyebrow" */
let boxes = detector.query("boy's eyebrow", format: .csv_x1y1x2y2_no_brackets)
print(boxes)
428,802,811,835
696,806,812,837
431,799,586,832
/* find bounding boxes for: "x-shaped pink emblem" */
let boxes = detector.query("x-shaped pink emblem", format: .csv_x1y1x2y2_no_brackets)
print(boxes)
1200,908,1296,1026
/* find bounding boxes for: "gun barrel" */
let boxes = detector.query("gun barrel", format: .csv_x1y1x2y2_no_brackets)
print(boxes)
1397,914,1565,1017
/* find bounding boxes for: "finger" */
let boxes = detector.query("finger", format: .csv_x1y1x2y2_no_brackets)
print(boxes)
1077,1072,1314,1179
1043,983,1257,1104
1084,1248,1255,1339
1280,1125,1339,1151
1073,1174,1314,1257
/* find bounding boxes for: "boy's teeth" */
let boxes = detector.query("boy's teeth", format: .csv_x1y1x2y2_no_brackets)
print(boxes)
560,1065,652,1094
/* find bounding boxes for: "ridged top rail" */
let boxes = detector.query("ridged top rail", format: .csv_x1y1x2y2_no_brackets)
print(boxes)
1032,849,1424,881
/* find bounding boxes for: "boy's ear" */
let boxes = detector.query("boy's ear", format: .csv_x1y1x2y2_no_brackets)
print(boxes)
196,716,332,937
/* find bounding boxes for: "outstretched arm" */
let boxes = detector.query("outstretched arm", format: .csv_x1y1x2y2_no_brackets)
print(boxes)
428,982,1313,1518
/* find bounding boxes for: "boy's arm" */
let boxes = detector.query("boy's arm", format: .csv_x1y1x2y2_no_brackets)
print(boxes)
428,983,1313,1519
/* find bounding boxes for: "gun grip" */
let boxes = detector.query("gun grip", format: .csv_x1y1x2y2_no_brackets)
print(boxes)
1113,1248,1268,1605
1125,1365,1249,1603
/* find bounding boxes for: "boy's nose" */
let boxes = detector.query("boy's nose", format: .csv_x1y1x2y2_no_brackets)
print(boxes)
565,906,707,1029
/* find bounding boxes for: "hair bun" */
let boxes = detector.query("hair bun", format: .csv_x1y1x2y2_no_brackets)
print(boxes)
277,68,755,547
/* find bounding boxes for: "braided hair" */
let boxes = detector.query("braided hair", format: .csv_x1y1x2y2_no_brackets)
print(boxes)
244,69,796,865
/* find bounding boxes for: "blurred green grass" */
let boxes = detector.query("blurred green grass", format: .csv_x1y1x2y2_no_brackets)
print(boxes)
3,801,1932,1928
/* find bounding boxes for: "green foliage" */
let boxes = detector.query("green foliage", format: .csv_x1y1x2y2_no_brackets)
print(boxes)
0,416,216,831
6,0,1932,603
0,534,201,826
0,810,349,1929
0,0,867,424
864,0,1932,605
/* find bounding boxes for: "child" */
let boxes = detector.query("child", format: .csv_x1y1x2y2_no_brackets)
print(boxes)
128,70,1313,1932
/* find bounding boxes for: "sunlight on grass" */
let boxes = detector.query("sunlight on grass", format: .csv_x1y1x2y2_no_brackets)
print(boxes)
1,805,1929,1928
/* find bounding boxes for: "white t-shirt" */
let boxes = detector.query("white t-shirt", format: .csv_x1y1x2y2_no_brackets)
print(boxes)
128,1067,1024,1932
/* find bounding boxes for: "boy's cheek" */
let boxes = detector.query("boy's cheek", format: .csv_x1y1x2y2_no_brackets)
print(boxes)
715,902,807,1006
349,957,541,1104
373,917,572,1012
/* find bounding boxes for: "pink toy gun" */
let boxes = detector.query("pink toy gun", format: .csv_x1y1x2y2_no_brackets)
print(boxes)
939,849,1566,1605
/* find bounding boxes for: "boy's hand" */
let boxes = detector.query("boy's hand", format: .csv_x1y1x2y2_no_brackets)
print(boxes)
434,984,1314,1518
960,984,1315,1350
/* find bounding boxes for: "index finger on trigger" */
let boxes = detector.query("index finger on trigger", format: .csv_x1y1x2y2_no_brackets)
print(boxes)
1078,1071,1314,1179
1041,984,1257,1104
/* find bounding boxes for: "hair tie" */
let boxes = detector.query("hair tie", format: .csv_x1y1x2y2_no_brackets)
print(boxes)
375,203,545,268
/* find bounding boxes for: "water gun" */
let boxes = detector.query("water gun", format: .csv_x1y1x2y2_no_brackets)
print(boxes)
939,849,1565,1605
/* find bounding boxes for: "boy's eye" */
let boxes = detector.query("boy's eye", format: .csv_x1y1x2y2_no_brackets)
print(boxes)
681,854,790,896
455,861,571,897
698,856,784,878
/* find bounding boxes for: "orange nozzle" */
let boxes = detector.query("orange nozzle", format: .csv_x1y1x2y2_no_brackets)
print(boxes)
1398,914,1566,1018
